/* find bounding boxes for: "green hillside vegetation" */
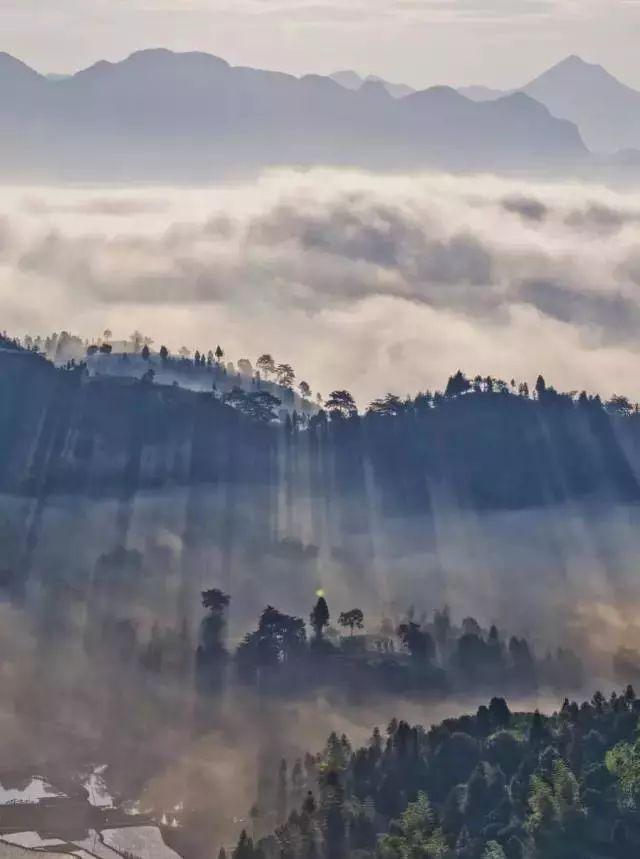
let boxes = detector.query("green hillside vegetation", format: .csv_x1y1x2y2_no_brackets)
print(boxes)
230,689,640,859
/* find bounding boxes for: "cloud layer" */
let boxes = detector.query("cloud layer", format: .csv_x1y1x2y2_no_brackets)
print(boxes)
2,169,640,404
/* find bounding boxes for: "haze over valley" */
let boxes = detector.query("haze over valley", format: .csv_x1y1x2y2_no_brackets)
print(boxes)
3,4,640,857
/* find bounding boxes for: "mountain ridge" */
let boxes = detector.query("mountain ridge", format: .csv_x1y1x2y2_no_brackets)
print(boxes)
330,54,640,154
0,48,587,179
457,54,640,152
330,69,415,98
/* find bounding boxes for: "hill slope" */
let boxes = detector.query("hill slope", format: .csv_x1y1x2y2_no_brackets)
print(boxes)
241,689,640,859
0,344,637,510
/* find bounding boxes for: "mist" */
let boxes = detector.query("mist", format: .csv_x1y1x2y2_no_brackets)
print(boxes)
3,168,640,857
3,168,640,404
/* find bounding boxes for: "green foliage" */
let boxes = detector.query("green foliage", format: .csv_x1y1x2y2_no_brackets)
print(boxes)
606,737,640,806
377,793,449,859
247,688,640,859
321,732,352,772
527,772,556,834
551,759,583,823
482,842,506,859
526,759,586,856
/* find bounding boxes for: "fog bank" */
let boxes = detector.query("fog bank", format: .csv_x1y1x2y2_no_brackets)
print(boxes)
3,169,640,402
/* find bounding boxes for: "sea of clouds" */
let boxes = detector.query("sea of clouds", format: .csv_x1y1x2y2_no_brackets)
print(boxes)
2,168,640,404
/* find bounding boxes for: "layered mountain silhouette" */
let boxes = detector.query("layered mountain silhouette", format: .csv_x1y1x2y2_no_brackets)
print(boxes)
459,55,640,153
0,48,586,180
456,84,507,102
331,55,640,155
330,70,415,98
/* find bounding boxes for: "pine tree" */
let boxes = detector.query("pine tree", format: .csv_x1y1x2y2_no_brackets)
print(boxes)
310,597,330,641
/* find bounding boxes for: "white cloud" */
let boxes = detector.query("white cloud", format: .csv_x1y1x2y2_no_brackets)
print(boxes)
2,169,640,404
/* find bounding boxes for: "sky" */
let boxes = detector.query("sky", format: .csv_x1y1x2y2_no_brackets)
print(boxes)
3,0,640,89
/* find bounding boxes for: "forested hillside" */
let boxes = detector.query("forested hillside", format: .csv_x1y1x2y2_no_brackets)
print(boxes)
3,330,640,669
2,334,640,859
228,689,640,859
1,334,639,510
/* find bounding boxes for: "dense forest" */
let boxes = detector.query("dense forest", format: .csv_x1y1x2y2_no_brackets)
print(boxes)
222,689,640,859
1,330,640,512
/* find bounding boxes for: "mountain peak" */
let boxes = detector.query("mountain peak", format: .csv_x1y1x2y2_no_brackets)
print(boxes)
329,70,363,90
123,48,229,70
359,78,392,98
518,53,640,152
73,48,230,81
531,54,618,85
560,54,591,67
0,51,43,82
560,54,607,73
408,85,468,104
330,69,414,98
493,91,553,119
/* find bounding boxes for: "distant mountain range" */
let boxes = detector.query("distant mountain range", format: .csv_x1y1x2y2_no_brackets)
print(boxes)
334,55,640,154
515,56,640,153
330,70,415,99
0,49,587,180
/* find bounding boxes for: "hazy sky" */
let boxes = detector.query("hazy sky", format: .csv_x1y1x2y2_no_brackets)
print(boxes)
3,0,640,89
